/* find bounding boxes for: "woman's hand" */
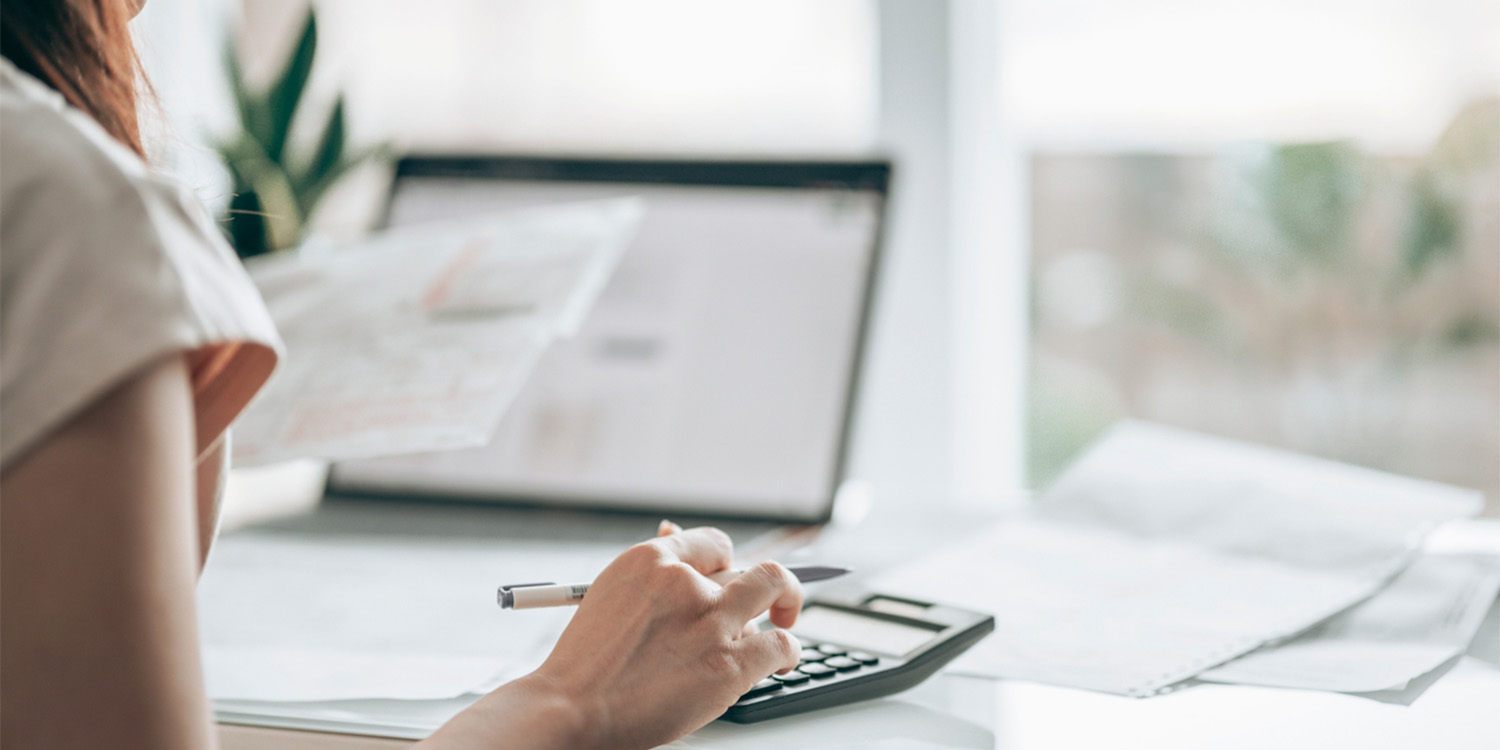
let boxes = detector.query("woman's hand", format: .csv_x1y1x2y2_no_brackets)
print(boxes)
423,523,803,750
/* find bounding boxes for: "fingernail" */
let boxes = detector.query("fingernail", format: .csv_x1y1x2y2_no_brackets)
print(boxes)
658,519,681,535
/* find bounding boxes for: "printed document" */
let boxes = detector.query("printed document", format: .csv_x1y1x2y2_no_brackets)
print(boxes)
231,199,641,466
1198,551,1500,693
871,422,1481,697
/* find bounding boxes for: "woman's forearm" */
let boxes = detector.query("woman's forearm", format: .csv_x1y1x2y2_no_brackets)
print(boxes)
418,673,594,750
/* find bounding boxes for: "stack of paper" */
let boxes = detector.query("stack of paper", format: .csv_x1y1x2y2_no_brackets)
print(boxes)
232,198,642,466
199,531,621,703
871,422,1486,697
1197,551,1500,696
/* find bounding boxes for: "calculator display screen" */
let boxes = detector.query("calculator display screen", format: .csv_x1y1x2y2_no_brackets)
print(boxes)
792,605,941,658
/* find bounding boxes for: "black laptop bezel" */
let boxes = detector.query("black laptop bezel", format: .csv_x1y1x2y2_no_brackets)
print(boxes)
323,154,893,524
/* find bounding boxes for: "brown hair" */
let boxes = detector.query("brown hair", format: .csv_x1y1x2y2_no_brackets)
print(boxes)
1,0,147,157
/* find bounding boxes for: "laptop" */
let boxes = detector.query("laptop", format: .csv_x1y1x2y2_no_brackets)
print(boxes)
321,155,891,533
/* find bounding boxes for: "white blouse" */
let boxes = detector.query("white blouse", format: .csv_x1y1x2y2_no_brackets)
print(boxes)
0,58,283,469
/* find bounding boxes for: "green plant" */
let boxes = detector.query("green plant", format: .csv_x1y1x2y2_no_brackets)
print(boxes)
218,9,377,259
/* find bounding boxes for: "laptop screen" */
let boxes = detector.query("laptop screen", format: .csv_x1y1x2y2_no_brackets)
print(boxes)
326,158,888,522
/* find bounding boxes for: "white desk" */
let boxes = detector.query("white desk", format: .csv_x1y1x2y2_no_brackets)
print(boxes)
219,656,1500,749
213,501,1500,749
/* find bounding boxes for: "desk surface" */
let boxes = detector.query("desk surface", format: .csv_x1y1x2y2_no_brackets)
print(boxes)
220,656,1500,749
213,498,1500,750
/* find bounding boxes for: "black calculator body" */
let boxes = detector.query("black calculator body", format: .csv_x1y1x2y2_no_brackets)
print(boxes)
720,588,995,723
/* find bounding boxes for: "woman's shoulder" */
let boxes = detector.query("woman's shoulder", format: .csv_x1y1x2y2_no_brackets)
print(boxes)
0,57,158,220
0,59,282,472
0,56,254,300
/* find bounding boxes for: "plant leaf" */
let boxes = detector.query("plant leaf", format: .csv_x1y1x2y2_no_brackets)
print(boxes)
296,95,346,214
221,134,304,250
297,155,362,220
265,9,318,164
226,189,271,259
299,143,394,220
223,35,272,148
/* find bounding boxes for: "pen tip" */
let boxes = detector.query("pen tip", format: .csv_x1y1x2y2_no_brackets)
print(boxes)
792,565,853,583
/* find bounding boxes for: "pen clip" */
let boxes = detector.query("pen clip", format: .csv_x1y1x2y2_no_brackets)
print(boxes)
498,582,556,592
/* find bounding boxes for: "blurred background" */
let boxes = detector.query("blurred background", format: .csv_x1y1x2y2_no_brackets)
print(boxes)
134,0,1499,513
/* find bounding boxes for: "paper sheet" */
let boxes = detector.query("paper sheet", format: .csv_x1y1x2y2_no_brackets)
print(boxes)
232,199,642,466
1197,552,1500,693
197,532,621,701
204,649,507,702
870,422,1481,697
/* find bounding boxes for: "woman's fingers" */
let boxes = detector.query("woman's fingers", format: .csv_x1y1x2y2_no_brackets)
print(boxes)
718,560,804,630
529,527,806,746
736,627,802,677
651,525,733,577
647,525,806,633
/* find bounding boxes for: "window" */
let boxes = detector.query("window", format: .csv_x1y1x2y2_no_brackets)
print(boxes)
1013,0,1500,511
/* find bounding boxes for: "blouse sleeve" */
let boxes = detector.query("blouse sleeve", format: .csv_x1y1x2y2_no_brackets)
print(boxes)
0,74,283,470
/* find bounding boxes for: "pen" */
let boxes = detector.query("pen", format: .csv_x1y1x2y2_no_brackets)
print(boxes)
498,565,851,610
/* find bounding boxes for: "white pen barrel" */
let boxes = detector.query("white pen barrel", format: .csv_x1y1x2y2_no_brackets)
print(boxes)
510,583,589,609
499,566,845,610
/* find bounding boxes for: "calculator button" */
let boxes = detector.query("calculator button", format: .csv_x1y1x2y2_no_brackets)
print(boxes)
824,656,861,672
772,670,811,686
816,644,847,656
849,651,880,666
740,678,782,700
799,649,829,663
799,662,836,678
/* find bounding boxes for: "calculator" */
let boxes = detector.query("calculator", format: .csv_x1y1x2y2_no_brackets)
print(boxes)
720,588,995,723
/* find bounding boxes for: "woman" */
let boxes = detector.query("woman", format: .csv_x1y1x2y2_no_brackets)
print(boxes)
0,2,803,748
